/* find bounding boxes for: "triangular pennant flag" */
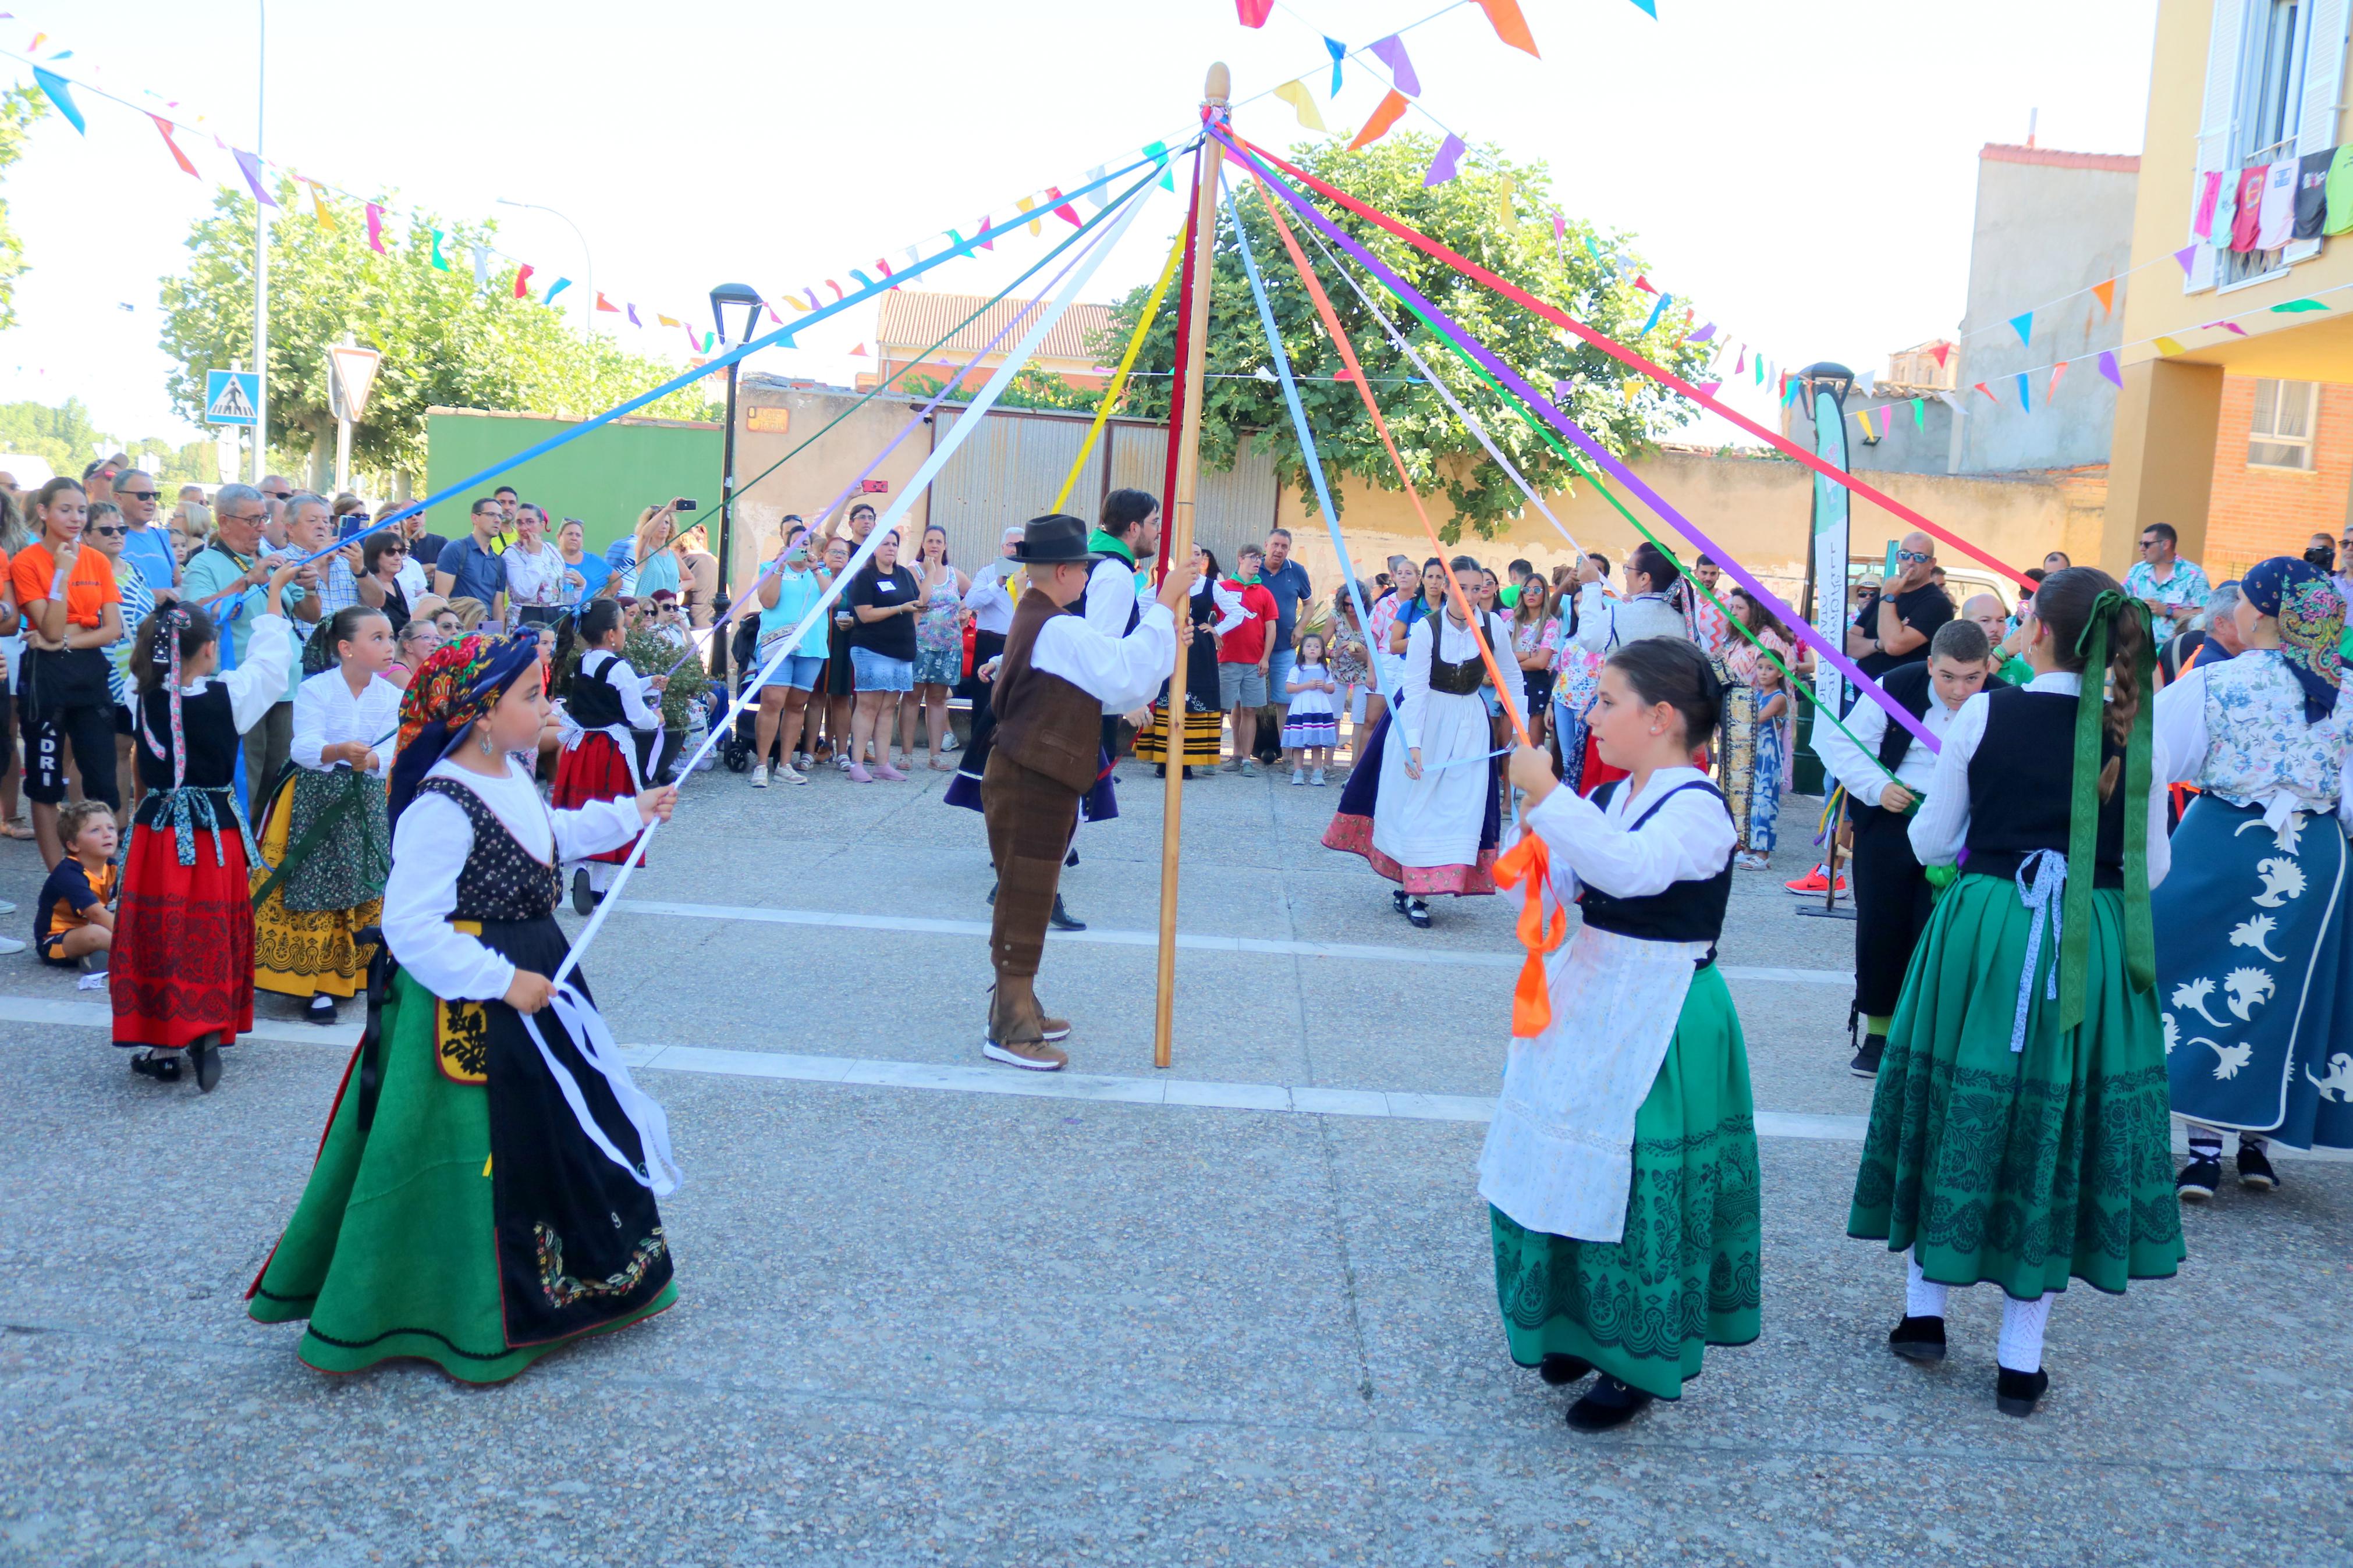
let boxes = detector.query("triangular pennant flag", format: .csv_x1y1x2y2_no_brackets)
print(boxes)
1911,397,1925,429
977,218,993,252
627,304,642,328
1495,176,1519,230
1325,36,1346,96
2201,319,2249,336
1625,0,1658,13
1930,342,1951,369
1047,187,1081,227
1422,134,1465,187
515,264,535,298
2014,372,2031,411
1857,407,1876,440
1639,293,1672,337
850,269,876,290
1686,322,1716,343
30,67,82,133
1936,390,1965,414
2048,360,2070,400
1370,34,1419,94
2171,244,2198,275
1857,370,1877,397
1348,89,1410,151
231,148,279,207
1632,274,1657,293
2092,278,2116,313
768,302,783,324
2273,297,2329,312
2097,350,2122,386
1974,381,1996,402
150,115,197,176
657,313,681,327
850,343,869,357
545,276,573,303
1552,211,1566,244
875,257,895,279
825,280,844,300
2008,311,2032,345
367,204,386,254
1734,346,1747,375
1085,166,1109,209
471,246,489,290
803,288,821,310
428,230,451,271
595,292,620,312
304,179,335,229
1695,381,1722,399
1017,195,1040,237
1236,0,1274,24
701,329,716,353
1475,0,1541,56
1273,79,1325,131
780,296,808,314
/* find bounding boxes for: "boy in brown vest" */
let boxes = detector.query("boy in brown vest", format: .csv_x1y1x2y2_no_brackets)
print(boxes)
984,513,1193,1069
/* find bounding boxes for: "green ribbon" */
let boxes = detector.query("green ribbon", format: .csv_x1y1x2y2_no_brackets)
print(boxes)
2058,589,2157,1034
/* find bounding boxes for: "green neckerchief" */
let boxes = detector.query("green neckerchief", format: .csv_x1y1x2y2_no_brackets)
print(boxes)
2059,592,2156,1034
1085,529,1134,566
1236,571,1262,585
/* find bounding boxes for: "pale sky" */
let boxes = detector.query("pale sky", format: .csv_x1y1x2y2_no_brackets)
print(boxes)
3,0,2160,459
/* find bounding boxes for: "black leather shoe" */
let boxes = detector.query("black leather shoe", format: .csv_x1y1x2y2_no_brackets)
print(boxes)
189,1033,223,1094
986,882,998,908
1392,890,1411,918
1404,899,1432,929
1887,1314,1947,1363
1850,1034,1886,1078
1995,1365,2049,1418
130,1050,181,1083
572,867,595,916
1049,895,1086,932
1538,1354,1593,1386
306,994,339,1026
1565,1375,1654,1432
2237,1142,2280,1192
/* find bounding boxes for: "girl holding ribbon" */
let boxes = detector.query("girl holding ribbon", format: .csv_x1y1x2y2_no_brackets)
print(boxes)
248,630,682,1382
1481,637,1758,1434
113,571,301,1090
2152,554,2353,1199
1848,567,2182,1420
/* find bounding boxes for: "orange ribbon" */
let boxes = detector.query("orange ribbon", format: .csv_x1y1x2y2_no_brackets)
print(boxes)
1491,825,1566,1037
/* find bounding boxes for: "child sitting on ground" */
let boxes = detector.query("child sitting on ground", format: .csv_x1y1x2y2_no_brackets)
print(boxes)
34,798,116,977
1283,631,1340,787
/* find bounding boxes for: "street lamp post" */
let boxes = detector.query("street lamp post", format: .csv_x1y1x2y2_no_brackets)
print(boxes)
495,198,593,331
705,283,765,689
251,0,269,484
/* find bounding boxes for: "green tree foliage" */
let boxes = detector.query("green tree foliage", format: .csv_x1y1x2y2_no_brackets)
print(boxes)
1100,134,1713,541
0,398,218,488
0,85,47,331
157,186,719,479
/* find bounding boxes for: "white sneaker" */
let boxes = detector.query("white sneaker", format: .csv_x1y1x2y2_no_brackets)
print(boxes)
774,762,808,785
1311,768,1326,786
1290,768,1306,786
750,763,770,788
0,933,22,955
0,898,16,915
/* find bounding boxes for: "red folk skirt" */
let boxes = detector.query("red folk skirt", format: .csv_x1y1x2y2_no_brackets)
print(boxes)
550,731,644,867
112,821,256,1050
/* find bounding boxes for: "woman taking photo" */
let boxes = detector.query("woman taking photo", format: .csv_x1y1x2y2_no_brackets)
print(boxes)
1511,575,1560,750
354,529,413,635
630,503,682,602
750,525,828,787
13,477,123,868
843,531,920,783
1137,544,1226,778
910,524,968,772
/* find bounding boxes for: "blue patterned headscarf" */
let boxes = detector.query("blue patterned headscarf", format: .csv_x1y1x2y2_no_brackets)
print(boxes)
2240,556,2344,724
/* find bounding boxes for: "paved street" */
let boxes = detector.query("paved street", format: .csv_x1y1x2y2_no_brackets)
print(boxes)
3,751,2349,1566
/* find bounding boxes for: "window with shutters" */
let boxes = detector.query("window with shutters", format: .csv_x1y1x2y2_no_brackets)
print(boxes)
2224,0,2311,286
2249,378,2320,468
2194,0,2349,293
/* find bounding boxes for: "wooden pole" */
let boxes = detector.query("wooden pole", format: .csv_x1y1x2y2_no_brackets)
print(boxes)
1152,63,1227,1072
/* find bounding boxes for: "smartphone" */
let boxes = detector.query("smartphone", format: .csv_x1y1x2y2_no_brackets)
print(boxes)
673,497,698,512
338,513,368,542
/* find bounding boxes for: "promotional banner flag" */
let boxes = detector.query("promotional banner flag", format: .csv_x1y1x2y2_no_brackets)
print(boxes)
1348,90,1409,151
1370,34,1419,94
150,113,197,175
1273,79,1324,131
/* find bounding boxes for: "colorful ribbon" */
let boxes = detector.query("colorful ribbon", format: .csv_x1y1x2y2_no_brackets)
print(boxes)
1051,224,1186,511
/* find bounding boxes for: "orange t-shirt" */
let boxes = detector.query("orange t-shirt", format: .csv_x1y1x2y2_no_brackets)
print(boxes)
12,541,120,630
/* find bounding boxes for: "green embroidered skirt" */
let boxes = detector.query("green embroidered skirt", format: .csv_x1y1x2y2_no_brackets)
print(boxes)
1490,966,1762,1401
1847,870,2185,1299
246,969,675,1382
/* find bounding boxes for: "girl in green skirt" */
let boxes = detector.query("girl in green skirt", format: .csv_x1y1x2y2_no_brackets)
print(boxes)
1486,639,1759,1433
1848,567,2184,1417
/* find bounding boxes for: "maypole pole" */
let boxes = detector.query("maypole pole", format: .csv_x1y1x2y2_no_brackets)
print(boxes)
1152,63,1227,1072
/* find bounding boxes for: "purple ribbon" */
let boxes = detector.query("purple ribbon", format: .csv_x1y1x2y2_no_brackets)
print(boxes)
1217,131,1942,755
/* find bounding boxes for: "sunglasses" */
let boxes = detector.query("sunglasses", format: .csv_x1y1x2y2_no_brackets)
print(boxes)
1896,549,1932,565
267,489,293,500
87,524,125,537
120,489,159,502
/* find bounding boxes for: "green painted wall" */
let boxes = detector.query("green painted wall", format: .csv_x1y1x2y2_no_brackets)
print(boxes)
423,408,722,555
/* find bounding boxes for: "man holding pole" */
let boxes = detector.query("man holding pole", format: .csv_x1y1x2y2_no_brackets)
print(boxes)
981,513,1189,1070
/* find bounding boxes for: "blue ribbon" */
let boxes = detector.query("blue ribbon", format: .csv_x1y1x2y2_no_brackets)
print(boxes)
140,785,254,870
2009,848,2066,1054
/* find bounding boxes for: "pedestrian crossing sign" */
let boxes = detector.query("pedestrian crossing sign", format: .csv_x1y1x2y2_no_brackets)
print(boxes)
205,369,261,427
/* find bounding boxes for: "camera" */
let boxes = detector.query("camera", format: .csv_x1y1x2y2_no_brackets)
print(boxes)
2305,542,2337,569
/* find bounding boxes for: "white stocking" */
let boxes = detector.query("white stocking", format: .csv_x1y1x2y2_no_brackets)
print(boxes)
1998,1292,2055,1373
1905,1249,1949,1319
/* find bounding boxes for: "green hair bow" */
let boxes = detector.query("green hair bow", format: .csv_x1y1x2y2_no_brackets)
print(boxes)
2059,589,2157,1034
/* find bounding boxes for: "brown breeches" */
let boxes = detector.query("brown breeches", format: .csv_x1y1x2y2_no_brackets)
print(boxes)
982,749,1080,980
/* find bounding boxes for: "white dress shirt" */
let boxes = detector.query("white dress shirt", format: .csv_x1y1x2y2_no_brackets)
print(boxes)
1399,610,1524,751
381,756,643,1001
1812,681,1968,808
963,558,1020,635
141,613,295,749
1529,764,1736,905
1906,671,2170,887
290,668,403,777
1080,556,1143,713
1030,600,1176,715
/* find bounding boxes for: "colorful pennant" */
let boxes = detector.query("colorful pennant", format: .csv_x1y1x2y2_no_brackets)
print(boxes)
1371,34,1419,95
428,229,450,271
30,66,81,133
2091,278,2116,313
1324,36,1346,97
2098,350,2121,386
2171,244,2198,275
2008,311,2032,345
515,264,535,299
545,276,572,303
1348,90,1409,151
2047,360,2069,400
1274,79,1325,131
2273,297,2329,312
366,203,385,253
1236,0,1274,25
1423,134,1465,187
232,148,277,207
1476,0,1541,56
150,114,196,175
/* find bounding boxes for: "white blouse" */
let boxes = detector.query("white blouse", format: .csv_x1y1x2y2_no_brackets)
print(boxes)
580,649,663,731
1029,600,1177,715
1399,610,1525,751
2154,650,2353,831
1528,765,1736,907
142,612,294,746
290,668,403,777
381,756,643,1001
1907,671,2171,888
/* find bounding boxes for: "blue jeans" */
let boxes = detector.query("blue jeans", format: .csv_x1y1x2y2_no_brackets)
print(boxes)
850,646,914,693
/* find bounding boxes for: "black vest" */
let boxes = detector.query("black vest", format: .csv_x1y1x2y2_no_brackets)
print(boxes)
1848,662,1936,826
417,776,562,920
1422,611,1490,697
1077,554,1142,637
567,650,633,731
1577,778,1736,964
133,684,241,817
1964,682,2128,890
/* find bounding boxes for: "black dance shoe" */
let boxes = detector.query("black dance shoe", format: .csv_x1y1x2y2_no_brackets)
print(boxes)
2175,1156,2223,1202
1049,895,1086,932
572,867,596,916
1887,1315,1947,1363
1849,1034,1886,1078
1995,1365,2049,1418
1392,890,1411,918
2237,1142,2280,1192
188,1033,223,1094
130,1050,181,1083
306,994,339,1026
1565,1375,1654,1432
1538,1354,1594,1386
1405,898,1432,929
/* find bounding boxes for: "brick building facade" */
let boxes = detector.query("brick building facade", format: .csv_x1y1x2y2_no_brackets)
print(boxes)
2201,376,2353,581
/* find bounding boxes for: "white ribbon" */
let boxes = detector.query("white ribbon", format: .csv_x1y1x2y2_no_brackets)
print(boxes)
2010,848,2067,1054
520,980,682,1197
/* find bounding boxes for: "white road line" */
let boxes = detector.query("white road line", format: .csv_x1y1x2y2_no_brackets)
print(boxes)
12,993,2348,1160
610,898,1851,987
